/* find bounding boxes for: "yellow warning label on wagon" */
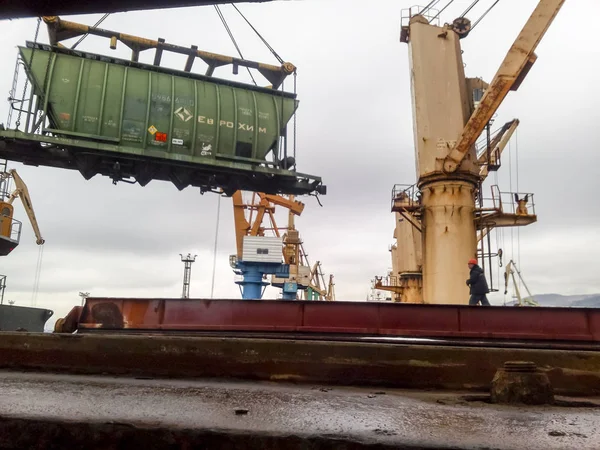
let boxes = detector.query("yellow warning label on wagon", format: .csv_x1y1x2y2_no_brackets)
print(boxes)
148,125,157,135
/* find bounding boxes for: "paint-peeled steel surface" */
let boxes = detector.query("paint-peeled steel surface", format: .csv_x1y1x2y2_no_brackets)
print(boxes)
0,371,598,449
75,298,600,342
407,17,478,180
421,181,477,305
1,333,599,396
21,45,296,163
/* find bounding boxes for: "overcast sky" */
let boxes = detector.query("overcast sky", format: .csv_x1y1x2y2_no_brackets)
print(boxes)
0,0,598,327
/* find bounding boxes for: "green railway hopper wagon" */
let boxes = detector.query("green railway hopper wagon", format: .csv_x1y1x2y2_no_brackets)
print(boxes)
0,43,325,196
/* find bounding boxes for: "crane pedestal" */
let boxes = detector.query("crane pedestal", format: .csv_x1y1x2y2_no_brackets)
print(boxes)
234,261,290,300
420,180,477,304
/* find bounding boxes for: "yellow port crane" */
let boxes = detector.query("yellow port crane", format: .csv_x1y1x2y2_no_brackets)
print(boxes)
0,168,44,256
232,190,335,300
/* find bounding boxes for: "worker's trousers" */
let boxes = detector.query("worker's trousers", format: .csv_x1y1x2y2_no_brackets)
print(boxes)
469,294,490,306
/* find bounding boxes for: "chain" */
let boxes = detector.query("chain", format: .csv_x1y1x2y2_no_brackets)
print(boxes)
16,17,42,130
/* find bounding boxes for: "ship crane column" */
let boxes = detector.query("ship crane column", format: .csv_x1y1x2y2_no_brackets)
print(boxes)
400,0,564,304
404,15,479,304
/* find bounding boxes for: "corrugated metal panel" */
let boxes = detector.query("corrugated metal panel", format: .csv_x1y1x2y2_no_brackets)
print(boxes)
242,236,282,263
20,45,297,163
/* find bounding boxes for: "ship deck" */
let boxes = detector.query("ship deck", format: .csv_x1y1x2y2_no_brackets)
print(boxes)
0,370,598,449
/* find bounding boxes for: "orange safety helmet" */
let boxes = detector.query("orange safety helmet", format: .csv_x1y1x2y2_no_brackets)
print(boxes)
468,258,478,265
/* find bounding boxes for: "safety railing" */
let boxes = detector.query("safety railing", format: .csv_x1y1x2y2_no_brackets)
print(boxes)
400,5,441,42
479,185,536,217
6,54,46,135
374,275,402,289
400,5,441,28
391,183,421,212
9,217,22,243
0,214,22,244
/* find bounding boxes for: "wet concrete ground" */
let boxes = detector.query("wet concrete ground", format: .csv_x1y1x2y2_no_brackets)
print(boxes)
0,370,598,449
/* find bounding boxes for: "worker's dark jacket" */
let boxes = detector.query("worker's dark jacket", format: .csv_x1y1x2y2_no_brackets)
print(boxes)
467,264,489,295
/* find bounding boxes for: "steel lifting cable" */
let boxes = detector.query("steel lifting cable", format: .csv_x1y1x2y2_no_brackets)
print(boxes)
460,0,481,18
71,13,110,50
515,127,522,275
227,3,299,169
429,0,455,23
32,245,44,306
214,5,257,85
421,0,440,15
508,139,515,281
230,3,284,65
471,0,501,31
293,71,297,164
210,194,221,299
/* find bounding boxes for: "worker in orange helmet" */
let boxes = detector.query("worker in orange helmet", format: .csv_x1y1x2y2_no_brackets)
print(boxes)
466,258,491,306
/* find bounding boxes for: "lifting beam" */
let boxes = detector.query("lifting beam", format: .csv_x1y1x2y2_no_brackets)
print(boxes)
42,16,295,89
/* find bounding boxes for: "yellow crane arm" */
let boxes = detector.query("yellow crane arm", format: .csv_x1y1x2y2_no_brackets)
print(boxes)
232,191,250,259
7,169,44,245
261,194,305,216
443,0,565,173
232,191,305,259
478,119,520,179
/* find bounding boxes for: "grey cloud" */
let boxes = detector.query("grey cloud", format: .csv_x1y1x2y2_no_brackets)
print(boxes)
1,0,600,314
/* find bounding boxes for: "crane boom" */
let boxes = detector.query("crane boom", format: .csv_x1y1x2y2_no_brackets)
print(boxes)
7,170,44,245
443,0,565,173
478,119,519,178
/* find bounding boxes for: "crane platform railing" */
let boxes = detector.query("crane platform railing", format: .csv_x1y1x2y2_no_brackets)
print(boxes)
6,53,44,135
374,274,402,289
478,185,536,217
391,183,421,213
400,5,441,42
1,215,22,243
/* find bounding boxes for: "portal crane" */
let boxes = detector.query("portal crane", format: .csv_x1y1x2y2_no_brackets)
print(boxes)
232,190,334,300
231,191,298,299
0,168,44,256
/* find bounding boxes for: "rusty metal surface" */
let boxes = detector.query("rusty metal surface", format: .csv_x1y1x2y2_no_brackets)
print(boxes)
0,332,599,396
0,0,273,20
0,371,598,449
73,298,600,343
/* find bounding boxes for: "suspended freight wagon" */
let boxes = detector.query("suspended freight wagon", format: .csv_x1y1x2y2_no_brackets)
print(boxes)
0,43,325,196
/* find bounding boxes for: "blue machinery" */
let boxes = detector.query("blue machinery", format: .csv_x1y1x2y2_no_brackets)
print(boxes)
230,257,297,300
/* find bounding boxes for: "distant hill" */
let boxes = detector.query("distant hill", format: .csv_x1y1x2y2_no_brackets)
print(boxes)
508,293,600,308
